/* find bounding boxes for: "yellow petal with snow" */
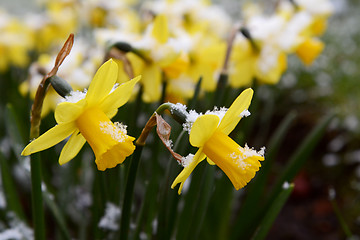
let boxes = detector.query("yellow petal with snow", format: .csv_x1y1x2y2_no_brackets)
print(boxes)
171,149,206,194
76,107,135,170
190,114,220,147
21,122,76,156
296,38,324,66
59,131,86,165
142,64,162,103
152,14,169,44
55,99,85,124
100,76,141,115
256,52,287,84
203,130,264,190
218,88,253,135
86,59,118,106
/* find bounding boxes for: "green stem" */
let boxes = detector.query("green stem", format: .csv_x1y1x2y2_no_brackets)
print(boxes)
119,145,143,240
251,183,294,240
213,73,228,106
30,153,46,240
329,191,353,238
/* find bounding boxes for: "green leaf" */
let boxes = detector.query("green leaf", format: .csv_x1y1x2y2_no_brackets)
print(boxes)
213,73,228,106
30,153,46,240
5,104,27,161
251,183,294,240
189,165,215,239
120,146,143,240
329,189,353,238
175,161,206,240
42,187,71,240
188,76,202,109
0,151,26,220
230,111,297,240
266,113,335,206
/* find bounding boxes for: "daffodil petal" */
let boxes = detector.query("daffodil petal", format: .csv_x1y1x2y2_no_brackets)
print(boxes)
171,149,206,194
189,114,220,147
152,14,169,44
86,59,118,105
55,100,85,123
100,76,141,115
59,131,86,165
106,109,118,120
207,158,215,165
142,64,162,103
218,88,253,135
21,122,76,156
296,38,324,66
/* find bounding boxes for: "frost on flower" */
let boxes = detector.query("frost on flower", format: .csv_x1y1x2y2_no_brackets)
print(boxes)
182,109,200,133
180,153,195,168
99,121,128,142
182,106,228,134
229,144,265,171
204,107,228,122
98,202,121,231
164,139,173,148
170,102,188,116
240,109,251,118
62,89,87,103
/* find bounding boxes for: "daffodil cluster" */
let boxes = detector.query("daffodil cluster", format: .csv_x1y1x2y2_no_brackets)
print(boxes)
95,0,333,101
228,0,333,87
1,0,332,110
96,0,232,103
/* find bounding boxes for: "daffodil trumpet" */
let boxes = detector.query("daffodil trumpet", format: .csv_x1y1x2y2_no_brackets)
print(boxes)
171,88,265,194
22,59,141,171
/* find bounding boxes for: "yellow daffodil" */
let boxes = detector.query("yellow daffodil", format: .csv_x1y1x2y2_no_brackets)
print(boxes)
229,36,258,88
188,35,226,92
114,14,186,103
295,37,324,65
22,60,140,171
0,10,34,71
171,88,265,194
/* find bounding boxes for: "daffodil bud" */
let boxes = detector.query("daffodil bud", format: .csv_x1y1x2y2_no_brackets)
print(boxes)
111,41,150,63
169,104,188,125
112,42,133,53
240,27,252,40
49,75,73,98
240,27,259,52
155,103,188,125
289,0,300,10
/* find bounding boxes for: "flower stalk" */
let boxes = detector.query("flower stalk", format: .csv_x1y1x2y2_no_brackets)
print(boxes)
28,33,74,240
